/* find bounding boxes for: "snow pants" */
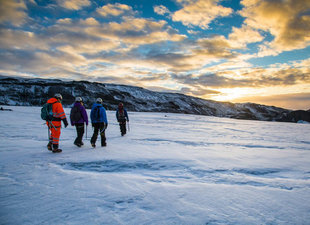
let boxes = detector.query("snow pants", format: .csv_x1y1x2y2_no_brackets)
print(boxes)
47,121,61,146
91,123,106,146
119,120,127,136
74,123,84,145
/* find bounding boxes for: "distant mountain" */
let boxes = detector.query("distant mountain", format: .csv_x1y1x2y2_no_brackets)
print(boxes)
1,75,308,123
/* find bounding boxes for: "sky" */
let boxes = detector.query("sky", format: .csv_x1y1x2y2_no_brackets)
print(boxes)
0,0,309,110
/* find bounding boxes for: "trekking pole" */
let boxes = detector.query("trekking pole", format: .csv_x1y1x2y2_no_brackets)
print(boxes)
85,124,88,140
48,120,57,131
127,121,130,132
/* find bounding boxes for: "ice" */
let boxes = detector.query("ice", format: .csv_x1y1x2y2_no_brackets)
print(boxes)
0,106,309,224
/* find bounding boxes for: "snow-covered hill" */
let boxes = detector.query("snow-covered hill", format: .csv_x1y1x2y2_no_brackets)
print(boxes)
0,106,309,224
0,75,296,121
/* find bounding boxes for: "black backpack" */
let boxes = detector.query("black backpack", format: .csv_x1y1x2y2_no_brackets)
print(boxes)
92,106,101,121
70,105,82,122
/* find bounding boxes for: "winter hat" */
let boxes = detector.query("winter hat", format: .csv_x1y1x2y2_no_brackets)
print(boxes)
54,93,63,100
75,97,83,102
96,98,103,103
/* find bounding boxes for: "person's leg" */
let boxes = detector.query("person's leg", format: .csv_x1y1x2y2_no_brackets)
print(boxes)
77,123,84,144
91,123,99,147
51,126,62,152
75,123,84,146
47,123,53,150
120,121,126,135
74,125,79,145
99,123,106,146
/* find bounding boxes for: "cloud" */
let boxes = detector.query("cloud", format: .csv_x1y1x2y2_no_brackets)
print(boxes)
195,36,237,58
240,0,310,51
180,86,220,96
97,3,135,17
228,25,264,48
88,17,186,46
0,29,49,50
172,0,233,29
0,0,27,26
154,5,171,16
170,61,310,89
57,0,91,10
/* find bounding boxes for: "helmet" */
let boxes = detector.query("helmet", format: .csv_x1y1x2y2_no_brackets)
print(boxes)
96,98,103,103
54,93,63,100
75,97,83,102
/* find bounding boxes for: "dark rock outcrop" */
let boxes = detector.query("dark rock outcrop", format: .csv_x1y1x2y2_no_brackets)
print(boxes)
0,76,294,122
277,110,310,123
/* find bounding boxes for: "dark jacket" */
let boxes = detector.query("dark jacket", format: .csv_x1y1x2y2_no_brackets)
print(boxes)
90,103,108,124
116,108,129,122
70,102,88,126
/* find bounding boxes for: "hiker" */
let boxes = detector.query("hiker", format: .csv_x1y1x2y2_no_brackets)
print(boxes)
90,98,108,148
70,97,88,147
116,102,129,136
46,93,68,153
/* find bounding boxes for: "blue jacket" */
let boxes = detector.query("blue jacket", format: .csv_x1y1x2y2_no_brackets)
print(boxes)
90,103,108,124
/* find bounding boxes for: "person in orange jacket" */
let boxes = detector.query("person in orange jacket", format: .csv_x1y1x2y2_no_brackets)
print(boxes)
46,93,68,153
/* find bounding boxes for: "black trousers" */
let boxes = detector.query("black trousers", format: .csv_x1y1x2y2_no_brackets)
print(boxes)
119,120,127,135
74,123,84,145
91,123,106,146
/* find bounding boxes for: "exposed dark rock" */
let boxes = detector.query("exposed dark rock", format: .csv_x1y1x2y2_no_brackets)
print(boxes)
0,76,295,122
277,110,310,123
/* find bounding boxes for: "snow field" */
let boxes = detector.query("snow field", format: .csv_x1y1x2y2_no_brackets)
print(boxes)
0,106,309,225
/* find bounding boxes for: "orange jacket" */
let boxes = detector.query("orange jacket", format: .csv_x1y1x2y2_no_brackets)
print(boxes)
46,98,66,126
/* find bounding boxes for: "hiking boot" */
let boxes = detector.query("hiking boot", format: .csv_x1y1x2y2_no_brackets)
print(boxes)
91,143,96,148
81,141,84,146
52,148,62,153
74,142,82,147
102,143,107,147
47,142,52,151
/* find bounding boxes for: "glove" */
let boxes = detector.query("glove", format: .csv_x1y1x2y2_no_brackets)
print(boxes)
104,123,108,129
63,118,68,128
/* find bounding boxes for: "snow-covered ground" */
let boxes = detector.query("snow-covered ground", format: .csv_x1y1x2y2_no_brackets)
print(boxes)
0,106,309,225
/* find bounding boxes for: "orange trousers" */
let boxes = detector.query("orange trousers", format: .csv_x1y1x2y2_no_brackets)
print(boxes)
47,122,61,145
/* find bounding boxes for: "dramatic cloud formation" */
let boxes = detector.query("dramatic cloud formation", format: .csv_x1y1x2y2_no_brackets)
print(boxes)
240,0,310,52
97,3,135,17
0,0,309,109
0,0,27,26
57,0,91,10
172,0,233,29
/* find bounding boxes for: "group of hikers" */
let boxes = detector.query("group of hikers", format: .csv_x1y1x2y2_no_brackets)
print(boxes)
44,93,129,153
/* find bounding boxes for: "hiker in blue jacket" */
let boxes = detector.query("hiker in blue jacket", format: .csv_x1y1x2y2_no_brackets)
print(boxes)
90,98,108,147
116,102,129,136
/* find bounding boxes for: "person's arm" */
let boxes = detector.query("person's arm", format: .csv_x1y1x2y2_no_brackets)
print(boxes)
55,103,68,127
125,110,129,122
116,110,119,122
81,106,88,126
102,107,108,129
